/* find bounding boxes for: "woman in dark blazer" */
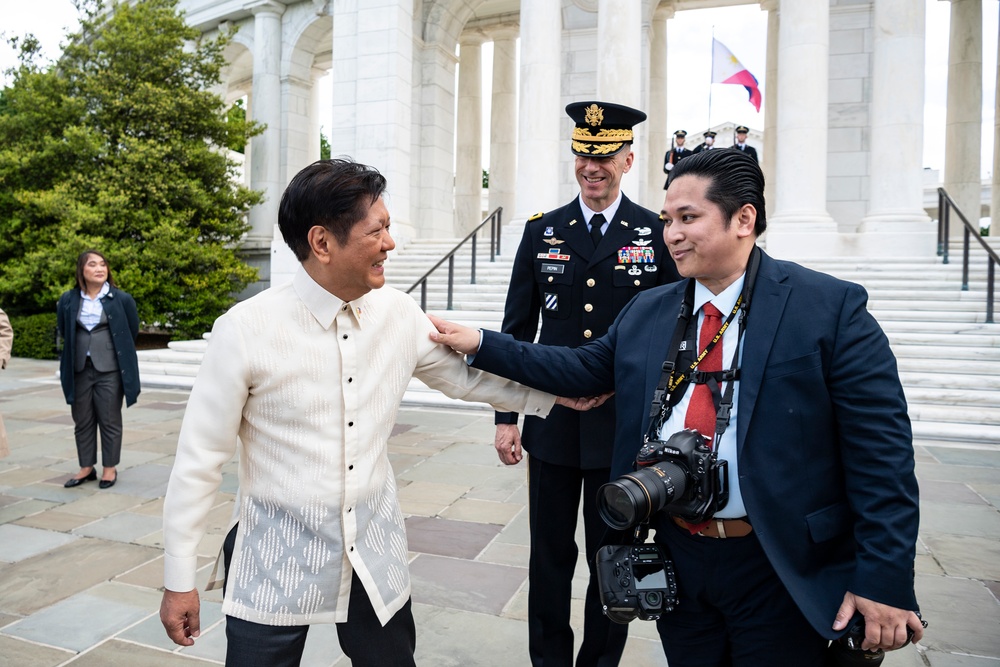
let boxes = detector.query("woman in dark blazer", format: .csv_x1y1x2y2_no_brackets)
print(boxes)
57,250,140,489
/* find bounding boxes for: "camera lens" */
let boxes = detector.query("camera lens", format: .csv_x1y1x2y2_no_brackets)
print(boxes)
597,462,687,530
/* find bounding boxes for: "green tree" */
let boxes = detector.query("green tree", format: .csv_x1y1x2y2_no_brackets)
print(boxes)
226,98,248,153
320,129,331,160
0,0,263,338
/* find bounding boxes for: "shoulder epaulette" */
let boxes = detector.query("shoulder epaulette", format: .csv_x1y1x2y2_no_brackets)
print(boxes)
528,211,544,221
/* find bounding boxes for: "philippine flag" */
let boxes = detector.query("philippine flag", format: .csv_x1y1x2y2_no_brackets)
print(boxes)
711,38,762,112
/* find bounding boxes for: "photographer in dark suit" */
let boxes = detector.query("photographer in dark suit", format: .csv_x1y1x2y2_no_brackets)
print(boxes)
496,101,680,667
432,149,923,666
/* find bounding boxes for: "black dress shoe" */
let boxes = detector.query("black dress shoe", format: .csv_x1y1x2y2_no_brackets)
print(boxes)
64,470,97,488
99,474,117,489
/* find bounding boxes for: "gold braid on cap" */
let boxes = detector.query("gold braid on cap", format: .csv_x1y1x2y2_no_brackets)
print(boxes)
572,127,634,143
572,140,625,155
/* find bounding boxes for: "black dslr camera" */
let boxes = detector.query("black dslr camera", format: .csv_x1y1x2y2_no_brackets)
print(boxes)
597,429,729,530
826,614,926,666
595,543,678,624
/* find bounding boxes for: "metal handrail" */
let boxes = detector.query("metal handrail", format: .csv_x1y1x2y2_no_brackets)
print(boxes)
937,187,998,323
405,207,503,311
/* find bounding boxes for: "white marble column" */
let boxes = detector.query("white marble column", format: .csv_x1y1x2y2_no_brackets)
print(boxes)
247,1,285,245
943,0,983,236
308,68,324,165
516,0,562,219
648,8,671,207
992,10,1000,238
761,0,778,219
858,0,934,254
330,1,414,233
766,0,837,258
456,35,485,235
597,0,642,203
488,27,518,226
280,73,314,187
411,44,458,239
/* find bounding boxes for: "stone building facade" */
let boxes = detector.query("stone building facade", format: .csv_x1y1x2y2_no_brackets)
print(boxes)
175,0,986,289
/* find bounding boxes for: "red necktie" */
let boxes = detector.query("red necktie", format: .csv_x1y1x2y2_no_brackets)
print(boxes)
680,304,724,535
684,303,724,444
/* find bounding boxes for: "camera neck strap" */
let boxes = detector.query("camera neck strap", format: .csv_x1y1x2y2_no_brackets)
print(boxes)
646,246,761,447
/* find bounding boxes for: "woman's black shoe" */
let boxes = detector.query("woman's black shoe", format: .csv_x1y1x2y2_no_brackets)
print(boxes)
99,473,117,489
64,470,97,488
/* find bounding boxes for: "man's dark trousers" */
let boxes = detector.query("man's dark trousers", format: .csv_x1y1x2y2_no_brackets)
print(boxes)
652,518,828,667
527,458,627,667
221,525,417,667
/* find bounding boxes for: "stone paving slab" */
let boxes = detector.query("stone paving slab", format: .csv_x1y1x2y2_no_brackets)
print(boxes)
0,538,160,616
59,639,219,666
0,524,79,562
0,634,75,667
2,590,154,652
57,491,148,518
915,574,1000,657
405,515,502,559
409,554,526,616
72,511,163,543
921,533,1000,580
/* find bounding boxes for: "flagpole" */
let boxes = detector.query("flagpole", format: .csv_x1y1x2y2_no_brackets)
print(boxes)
708,27,714,130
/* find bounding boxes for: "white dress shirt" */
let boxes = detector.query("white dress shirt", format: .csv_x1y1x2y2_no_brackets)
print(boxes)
579,191,622,234
657,275,746,518
78,282,110,331
163,268,555,626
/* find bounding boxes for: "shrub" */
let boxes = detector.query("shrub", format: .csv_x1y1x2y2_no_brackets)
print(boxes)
9,312,59,360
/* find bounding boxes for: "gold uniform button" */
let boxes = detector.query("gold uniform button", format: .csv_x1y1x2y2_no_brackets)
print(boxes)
548,276,554,283
587,279,596,287
634,279,641,286
583,329,592,339
584,304,593,312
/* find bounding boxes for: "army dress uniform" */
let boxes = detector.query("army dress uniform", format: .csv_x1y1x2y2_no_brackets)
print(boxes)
500,202,681,667
732,125,759,162
693,129,718,154
500,198,676,448
663,129,692,189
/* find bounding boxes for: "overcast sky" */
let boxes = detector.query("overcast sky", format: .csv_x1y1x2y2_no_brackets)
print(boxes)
1,0,997,177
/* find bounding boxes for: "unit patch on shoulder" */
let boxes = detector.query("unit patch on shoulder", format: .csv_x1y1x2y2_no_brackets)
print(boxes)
529,212,545,221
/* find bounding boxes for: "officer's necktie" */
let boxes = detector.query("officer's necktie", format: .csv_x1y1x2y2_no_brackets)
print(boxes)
685,303,724,445
590,213,606,248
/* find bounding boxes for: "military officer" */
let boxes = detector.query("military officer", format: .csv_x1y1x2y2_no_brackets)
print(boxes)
732,124,759,162
496,101,681,667
693,129,718,153
664,129,692,188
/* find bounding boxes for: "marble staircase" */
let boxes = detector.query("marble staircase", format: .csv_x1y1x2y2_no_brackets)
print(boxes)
137,233,1000,446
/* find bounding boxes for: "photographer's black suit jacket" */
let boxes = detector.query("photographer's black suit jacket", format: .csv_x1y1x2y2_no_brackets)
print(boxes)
472,250,919,638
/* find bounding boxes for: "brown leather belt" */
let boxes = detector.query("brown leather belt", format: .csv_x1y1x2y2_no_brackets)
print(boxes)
673,516,753,539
